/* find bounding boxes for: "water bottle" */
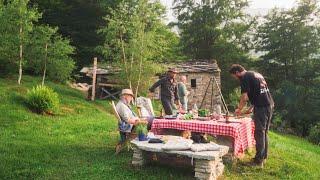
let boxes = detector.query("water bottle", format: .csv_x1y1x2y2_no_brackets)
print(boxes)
193,104,198,118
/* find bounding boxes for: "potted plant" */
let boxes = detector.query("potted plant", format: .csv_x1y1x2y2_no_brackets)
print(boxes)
135,123,148,141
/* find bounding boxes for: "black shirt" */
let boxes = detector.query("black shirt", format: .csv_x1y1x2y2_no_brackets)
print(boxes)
149,76,179,100
240,71,274,107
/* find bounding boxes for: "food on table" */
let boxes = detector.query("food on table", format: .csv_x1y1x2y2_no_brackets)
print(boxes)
183,113,193,120
198,109,209,117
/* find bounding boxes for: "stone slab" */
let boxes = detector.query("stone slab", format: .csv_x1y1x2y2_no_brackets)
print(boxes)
131,139,229,160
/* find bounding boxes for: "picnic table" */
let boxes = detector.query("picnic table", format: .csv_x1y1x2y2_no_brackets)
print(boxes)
151,117,255,157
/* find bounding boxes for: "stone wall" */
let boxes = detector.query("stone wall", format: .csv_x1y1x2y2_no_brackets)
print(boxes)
177,72,221,113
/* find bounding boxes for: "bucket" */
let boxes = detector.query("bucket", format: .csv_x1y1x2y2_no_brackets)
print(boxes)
138,134,147,141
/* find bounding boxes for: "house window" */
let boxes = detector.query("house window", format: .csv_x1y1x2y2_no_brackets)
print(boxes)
191,79,196,88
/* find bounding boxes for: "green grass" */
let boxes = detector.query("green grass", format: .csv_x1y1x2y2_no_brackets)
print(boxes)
0,75,319,179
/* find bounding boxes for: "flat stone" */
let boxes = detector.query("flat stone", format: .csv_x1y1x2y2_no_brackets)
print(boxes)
132,160,145,166
195,167,213,173
131,139,228,160
133,153,143,159
215,162,224,176
195,172,215,180
195,159,217,167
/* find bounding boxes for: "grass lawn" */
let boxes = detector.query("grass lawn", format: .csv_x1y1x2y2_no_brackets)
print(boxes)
0,76,319,179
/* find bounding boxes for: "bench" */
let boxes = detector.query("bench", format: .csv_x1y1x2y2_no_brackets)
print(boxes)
131,139,229,180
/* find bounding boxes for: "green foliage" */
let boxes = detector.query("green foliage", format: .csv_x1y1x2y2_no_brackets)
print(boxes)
255,0,320,136
0,0,40,76
274,80,320,136
255,0,320,84
26,25,75,82
172,0,255,100
173,0,253,59
308,122,320,145
135,123,148,135
183,113,193,120
228,88,241,111
26,85,59,114
99,0,178,95
30,0,118,67
0,0,75,83
198,109,209,117
272,113,284,130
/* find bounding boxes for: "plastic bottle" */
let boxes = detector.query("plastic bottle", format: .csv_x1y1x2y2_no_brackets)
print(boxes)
193,104,198,118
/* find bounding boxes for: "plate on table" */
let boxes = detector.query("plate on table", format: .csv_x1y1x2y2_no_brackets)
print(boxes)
217,119,242,123
164,115,178,120
196,117,210,121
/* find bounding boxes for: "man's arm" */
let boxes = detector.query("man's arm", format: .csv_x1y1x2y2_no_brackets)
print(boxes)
117,104,138,124
149,78,163,93
235,92,249,115
174,84,179,101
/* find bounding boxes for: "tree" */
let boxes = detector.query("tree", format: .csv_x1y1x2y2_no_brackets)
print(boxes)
255,0,320,136
172,0,255,99
255,0,320,84
30,0,120,68
173,0,252,59
0,1,75,83
0,0,40,84
99,0,179,96
25,25,75,83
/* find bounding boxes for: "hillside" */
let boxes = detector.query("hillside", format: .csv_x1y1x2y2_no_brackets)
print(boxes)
0,76,319,179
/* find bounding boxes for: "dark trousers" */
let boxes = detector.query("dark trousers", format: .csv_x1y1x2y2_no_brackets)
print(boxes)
161,97,174,115
253,105,273,162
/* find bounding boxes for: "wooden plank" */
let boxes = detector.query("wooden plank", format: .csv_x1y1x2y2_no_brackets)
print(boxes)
98,83,122,87
100,88,120,100
91,57,97,101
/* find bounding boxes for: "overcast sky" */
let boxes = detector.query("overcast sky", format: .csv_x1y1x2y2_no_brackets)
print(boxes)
160,0,298,22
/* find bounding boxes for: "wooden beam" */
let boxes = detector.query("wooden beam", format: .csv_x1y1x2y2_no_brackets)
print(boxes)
91,57,97,101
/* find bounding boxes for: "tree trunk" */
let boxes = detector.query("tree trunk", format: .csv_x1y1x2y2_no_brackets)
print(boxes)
42,43,48,86
129,53,134,90
135,30,145,99
120,34,130,87
18,26,23,85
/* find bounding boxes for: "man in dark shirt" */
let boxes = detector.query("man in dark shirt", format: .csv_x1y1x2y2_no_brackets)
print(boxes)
149,68,180,115
229,64,274,167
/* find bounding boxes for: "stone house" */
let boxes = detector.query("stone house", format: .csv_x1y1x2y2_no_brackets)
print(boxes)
79,60,224,114
173,60,222,113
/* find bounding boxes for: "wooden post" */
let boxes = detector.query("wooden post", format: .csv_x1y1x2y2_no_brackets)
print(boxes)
18,26,23,85
42,43,48,86
91,57,97,101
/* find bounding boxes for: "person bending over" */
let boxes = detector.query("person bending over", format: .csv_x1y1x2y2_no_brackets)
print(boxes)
229,64,274,168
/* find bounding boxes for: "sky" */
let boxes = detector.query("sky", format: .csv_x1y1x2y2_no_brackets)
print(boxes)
160,0,298,22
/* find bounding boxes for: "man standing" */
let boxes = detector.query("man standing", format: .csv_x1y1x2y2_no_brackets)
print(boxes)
149,68,180,115
178,75,189,112
229,64,274,167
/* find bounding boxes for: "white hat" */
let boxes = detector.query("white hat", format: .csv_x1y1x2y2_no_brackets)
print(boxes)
121,89,134,97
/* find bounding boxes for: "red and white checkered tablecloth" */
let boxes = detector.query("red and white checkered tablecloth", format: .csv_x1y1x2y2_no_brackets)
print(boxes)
151,117,255,157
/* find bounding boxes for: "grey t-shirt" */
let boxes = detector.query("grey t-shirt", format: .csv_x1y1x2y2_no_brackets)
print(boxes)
116,99,137,123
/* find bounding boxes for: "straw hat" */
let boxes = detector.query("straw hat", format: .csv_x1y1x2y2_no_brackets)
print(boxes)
121,89,134,97
168,68,179,74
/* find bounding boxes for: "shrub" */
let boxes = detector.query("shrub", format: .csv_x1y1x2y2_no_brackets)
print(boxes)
26,85,59,114
308,123,320,145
